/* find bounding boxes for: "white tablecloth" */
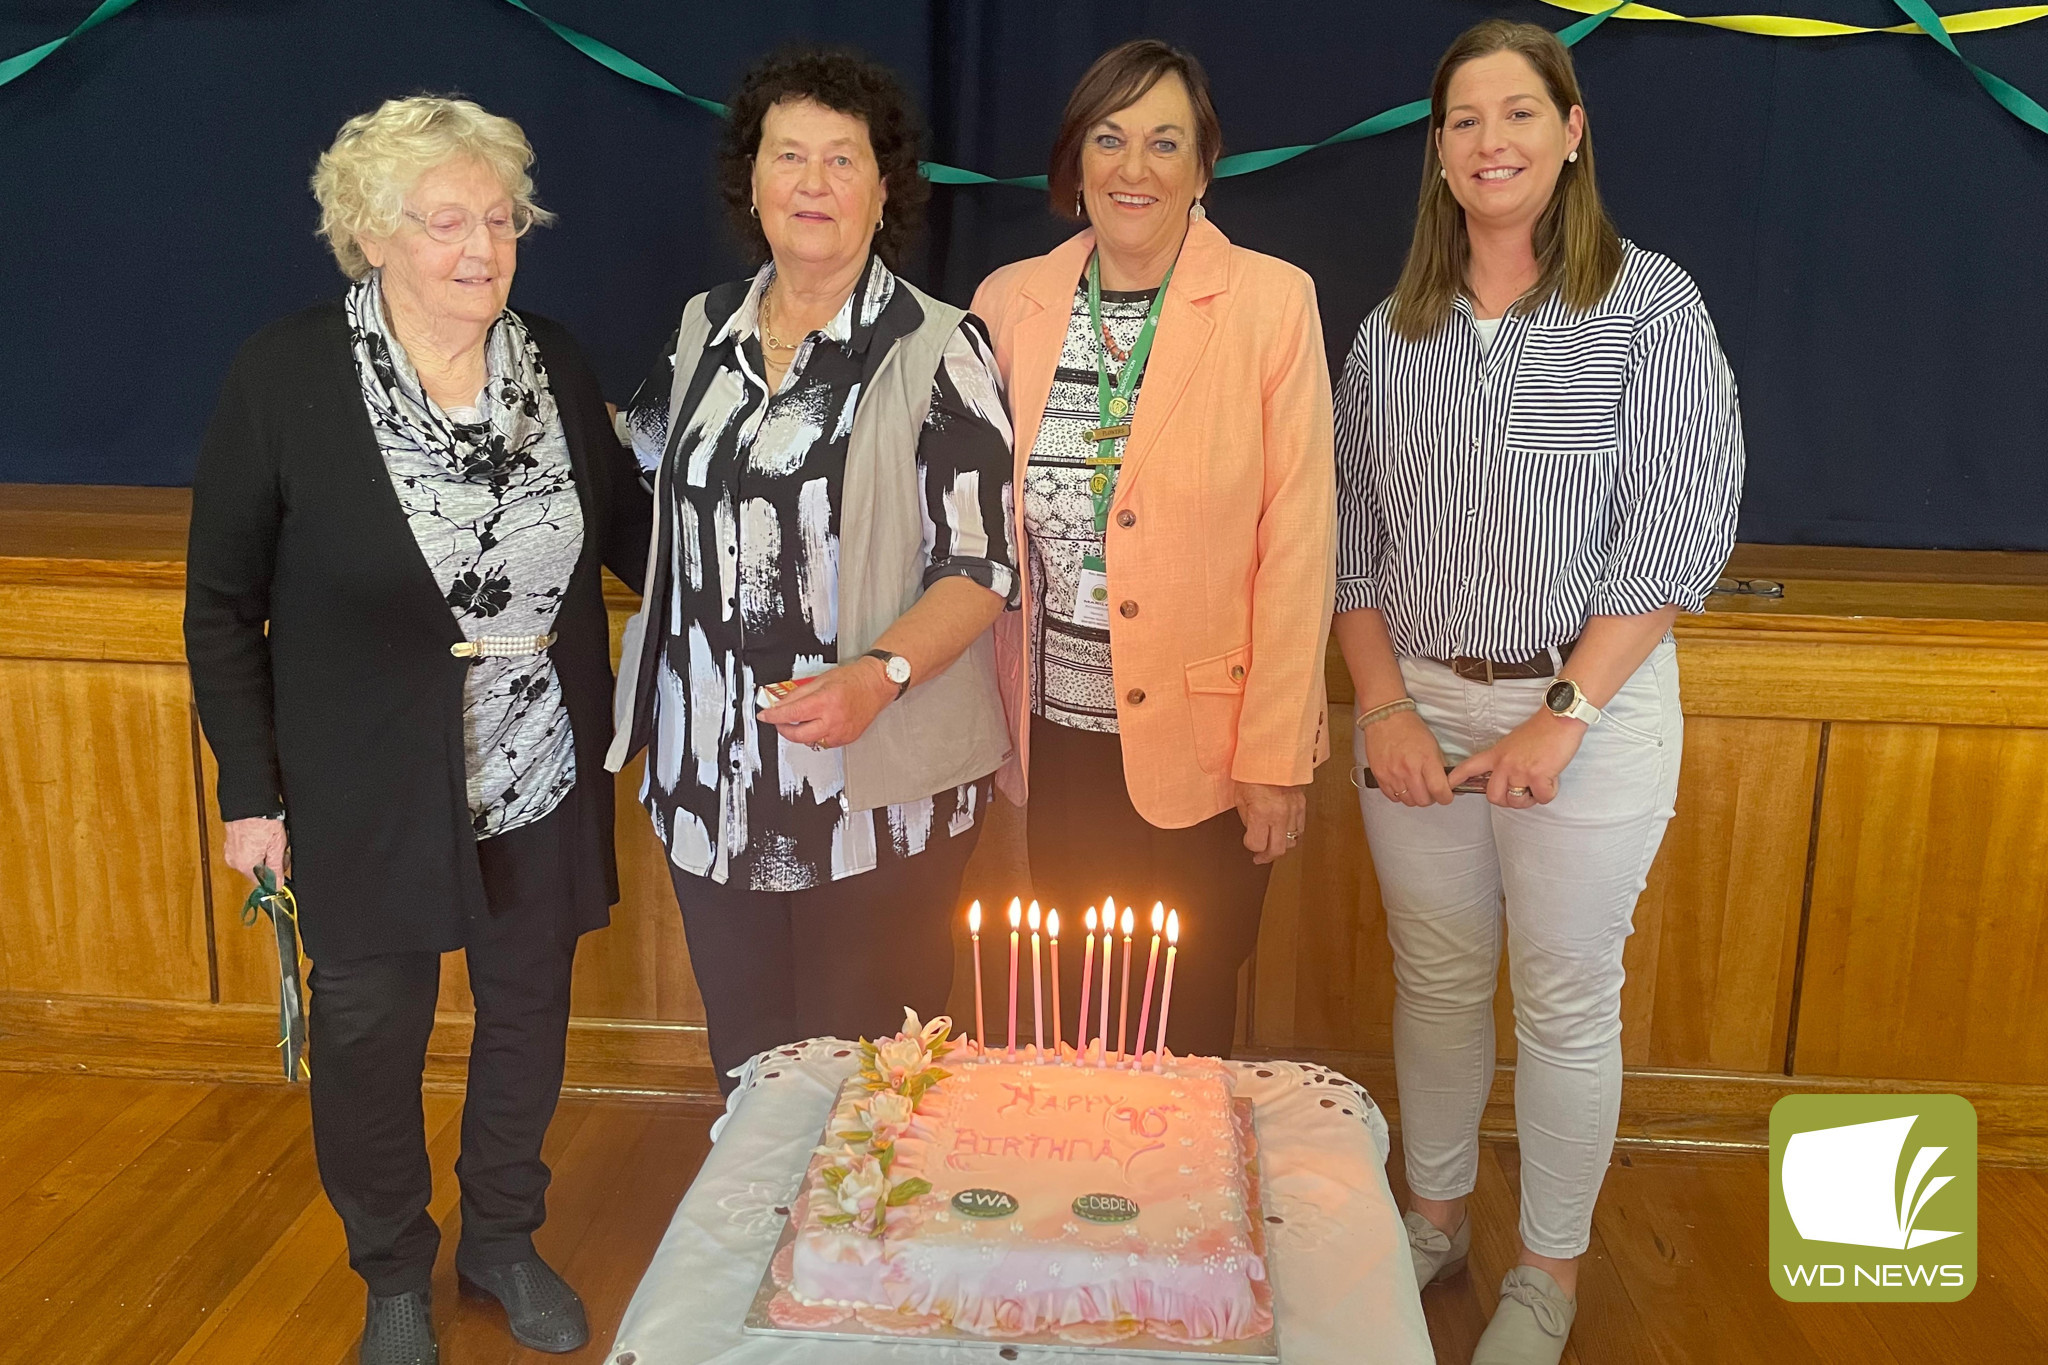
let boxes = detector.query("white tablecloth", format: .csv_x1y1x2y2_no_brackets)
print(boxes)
608,1042,1432,1364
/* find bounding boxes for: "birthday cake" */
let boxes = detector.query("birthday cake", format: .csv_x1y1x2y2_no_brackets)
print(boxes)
765,1013,1273,1346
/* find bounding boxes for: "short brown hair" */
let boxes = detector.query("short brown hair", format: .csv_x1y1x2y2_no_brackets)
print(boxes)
716,46,930,268
1048,40,1222,222
1388,19,1624,341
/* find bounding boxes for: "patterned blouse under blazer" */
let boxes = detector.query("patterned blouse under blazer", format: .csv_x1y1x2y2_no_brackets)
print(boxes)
612,257,1018,893
971,218,1338,830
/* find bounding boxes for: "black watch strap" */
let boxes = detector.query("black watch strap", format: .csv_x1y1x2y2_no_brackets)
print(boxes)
863,648,910,699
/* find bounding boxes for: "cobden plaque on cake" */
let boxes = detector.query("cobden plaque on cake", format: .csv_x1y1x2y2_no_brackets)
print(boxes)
742,1012,1279,1361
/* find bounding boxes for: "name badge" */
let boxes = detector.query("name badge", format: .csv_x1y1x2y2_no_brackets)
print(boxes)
1072,1192,1141,1223
1072,564,1111,630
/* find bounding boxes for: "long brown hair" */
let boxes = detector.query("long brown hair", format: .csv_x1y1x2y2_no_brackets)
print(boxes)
1388,20,1623,341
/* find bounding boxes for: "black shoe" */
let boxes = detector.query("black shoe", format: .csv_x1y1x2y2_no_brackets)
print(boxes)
459,1256,590,1353
360,1290,437,1365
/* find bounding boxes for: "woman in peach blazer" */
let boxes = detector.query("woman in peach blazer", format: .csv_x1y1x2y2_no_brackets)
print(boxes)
971,39,1334,1060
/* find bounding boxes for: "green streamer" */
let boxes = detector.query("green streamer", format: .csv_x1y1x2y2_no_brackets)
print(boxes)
4,0,2045,170
1892,0,2048,134
0,0,141,87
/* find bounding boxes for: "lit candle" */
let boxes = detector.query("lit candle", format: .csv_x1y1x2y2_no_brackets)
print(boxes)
1047,909,1063,1059
1097,898,1116,1067
1153,911,1180,1072
1116,904,1135,1064
968,900,986,1057
1077,907,1097,1059
1028,900,1044,1057
1132,902,1164,1068
1006,897,1021,1059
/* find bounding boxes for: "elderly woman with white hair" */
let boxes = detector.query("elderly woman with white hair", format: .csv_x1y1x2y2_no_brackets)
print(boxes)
184,95,649,1364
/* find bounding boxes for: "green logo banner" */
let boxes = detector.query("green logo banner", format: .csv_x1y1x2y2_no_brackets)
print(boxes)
1769,1093,1977,1303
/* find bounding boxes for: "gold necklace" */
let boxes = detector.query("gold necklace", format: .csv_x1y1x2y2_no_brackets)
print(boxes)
760,283,799,354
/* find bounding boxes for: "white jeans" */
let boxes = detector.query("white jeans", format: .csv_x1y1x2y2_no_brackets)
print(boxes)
1356,639,1682,1259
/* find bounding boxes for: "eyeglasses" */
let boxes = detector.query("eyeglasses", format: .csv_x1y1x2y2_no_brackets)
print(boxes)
401,205,535,243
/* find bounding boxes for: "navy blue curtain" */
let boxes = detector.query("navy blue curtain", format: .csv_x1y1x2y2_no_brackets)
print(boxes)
2,0,2045,548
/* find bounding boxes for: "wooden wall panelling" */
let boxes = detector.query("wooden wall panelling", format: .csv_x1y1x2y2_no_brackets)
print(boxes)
1675,633,2048,727
1252,712,1817,1076
1795,722,2048,1084
562,759,702,1022
0,658,212,1000
1621,716,1819,1072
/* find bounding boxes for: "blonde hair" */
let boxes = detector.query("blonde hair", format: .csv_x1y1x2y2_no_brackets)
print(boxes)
310,95,555,280
1388,20,1623,341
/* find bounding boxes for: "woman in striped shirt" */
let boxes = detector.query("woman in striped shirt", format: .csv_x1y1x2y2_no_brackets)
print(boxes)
1334,21,1743,1363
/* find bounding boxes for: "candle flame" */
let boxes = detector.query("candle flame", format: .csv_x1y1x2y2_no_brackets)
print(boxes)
968,900,981,933
1008,898,1022,928
1085,905,1098,932
1120,905,1135,936
1166,909,1179,944
1104,895,1116,921
1151,902,1165,933
1027,902,1041,931
1047,908,1060,938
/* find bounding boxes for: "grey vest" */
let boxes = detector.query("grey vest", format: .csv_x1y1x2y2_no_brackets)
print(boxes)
606,280,1012,813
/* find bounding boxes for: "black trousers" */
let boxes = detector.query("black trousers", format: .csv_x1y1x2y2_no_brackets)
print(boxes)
1025,715,1272,1061
307,787,586,1298
670,813,983,1093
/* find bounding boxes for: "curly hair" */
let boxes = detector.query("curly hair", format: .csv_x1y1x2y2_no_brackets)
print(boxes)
310,94,554,280
717,47,930,268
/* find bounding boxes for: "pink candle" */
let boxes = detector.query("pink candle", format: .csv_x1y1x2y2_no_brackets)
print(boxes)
1097,898,1116,1068
1077,907,1097,1057
1153,911,1180,1072
1132,902,1164,1068
1048,909,1063,1059
968,901,986,1056
1115,905,1135,1063
1006,898,1021,1059
1028,901,1044,1057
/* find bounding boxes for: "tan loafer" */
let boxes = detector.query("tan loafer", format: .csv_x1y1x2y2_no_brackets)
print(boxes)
1402,1209,1470,1289
1472,1264,1576,1365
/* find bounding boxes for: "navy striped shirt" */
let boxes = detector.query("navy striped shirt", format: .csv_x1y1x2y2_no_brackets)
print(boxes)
1335,242,1744,661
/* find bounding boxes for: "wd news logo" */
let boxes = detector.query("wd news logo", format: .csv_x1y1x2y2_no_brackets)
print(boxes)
1770,1094,1976,1302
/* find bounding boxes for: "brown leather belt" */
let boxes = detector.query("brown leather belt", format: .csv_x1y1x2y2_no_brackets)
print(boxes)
1428,637,1578,684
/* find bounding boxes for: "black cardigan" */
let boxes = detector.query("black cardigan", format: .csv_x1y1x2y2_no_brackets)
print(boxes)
184,300,652,962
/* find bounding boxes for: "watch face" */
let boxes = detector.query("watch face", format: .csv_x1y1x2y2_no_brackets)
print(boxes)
1545,680,1575,713
885,655,913,684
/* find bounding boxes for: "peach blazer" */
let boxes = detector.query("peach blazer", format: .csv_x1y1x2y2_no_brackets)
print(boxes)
971,217,1336,829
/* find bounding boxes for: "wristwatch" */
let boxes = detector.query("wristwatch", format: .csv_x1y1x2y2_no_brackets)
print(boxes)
864,649,912,699
1544,678,1604,727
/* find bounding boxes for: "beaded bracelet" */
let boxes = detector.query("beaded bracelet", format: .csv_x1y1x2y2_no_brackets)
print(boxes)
1354,698,1418,730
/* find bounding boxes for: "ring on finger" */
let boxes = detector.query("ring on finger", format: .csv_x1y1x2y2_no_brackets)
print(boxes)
1507,785,1532,798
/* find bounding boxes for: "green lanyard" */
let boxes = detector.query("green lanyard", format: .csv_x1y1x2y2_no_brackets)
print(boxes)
1083,252,1173,556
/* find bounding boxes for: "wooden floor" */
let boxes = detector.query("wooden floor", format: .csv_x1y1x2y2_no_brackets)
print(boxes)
2,1072,2045,1364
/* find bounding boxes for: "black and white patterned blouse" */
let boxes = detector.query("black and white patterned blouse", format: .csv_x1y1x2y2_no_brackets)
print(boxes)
621,256,1017,892
346,275,583,838
1335,242,1744,660
1021,281,1158,734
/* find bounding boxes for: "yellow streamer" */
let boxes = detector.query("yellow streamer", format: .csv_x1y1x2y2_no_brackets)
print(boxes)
1538,1,2048,37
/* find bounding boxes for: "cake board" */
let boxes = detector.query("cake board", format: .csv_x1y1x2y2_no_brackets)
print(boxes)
741,1072,1279,1362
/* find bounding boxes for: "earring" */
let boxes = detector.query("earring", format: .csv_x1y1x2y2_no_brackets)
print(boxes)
1189,201,1206,222
1439,167,1448,180
1075,192,1084,216
750,203,758,218
876,215,885,232
1567,151,1579,163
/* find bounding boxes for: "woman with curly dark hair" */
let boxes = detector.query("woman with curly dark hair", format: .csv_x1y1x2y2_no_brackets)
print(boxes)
610,48,1016,1089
